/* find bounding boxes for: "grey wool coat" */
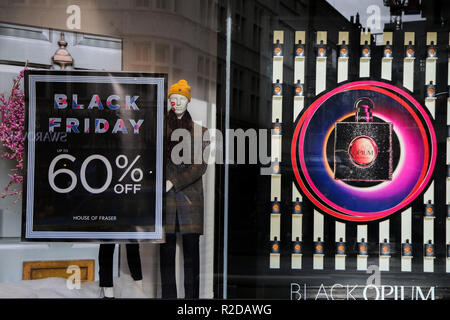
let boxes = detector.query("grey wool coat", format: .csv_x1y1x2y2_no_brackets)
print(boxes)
165,111,209,234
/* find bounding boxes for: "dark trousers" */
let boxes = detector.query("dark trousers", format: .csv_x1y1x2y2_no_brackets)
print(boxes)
160,233,200,299
98,243,142,288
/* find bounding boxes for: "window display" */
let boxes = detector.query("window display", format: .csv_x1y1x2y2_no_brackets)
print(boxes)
161,79,209,299
0,0,449,308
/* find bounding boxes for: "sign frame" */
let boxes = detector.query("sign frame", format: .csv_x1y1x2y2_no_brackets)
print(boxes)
22,70,167,241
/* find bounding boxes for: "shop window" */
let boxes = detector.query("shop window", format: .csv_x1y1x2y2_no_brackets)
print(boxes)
250,94,256,113
154,65,169,74
250,94,259,115
0,23,49,41
174,0,182,13
29,0,47,6
234,0,243,14
252,23,261,49
135,0,150,9
155,0,168,11
8,0,26,6
155,43,169,63
232,87,238,111
254,5,262,25
239,90,243,113
172,67,182,83
217,62,223,84
251,75,260,93
76,34,122,50
172,47,182,66
197,76,204,95
201,0,219,28
212,2,219,30
0,0,218,301
218,5,226,33
204,78,210,101
196,76,210,101
198,56,212,77
200,0,207,25
1,0,449,304
197,55,205,74
205,57,210,76
134,42,151,64
234,13,246,41
211,60,216,78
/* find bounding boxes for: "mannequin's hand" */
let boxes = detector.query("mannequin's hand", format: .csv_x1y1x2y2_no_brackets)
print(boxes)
166,180,173,192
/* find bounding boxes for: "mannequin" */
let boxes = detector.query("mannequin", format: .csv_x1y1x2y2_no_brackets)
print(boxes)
98,243,143,298
161,79,208,299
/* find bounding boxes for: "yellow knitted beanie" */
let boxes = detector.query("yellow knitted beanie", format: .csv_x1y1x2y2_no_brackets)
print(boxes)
168,79,191,101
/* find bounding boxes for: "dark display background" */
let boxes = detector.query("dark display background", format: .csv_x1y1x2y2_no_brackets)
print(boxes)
214,0,450,300
23,71,167,240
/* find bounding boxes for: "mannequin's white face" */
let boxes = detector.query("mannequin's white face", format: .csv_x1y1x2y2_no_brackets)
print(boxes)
169,94,189,118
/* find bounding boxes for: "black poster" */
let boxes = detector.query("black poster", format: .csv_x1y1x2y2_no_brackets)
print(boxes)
22,71,166,241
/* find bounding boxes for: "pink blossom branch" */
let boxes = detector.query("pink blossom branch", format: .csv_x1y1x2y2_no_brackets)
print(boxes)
0,62,27,202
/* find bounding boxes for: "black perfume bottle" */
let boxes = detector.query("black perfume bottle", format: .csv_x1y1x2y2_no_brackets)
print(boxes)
334,97,393,181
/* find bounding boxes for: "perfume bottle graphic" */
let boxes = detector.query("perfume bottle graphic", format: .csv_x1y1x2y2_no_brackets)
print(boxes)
334,97,393,181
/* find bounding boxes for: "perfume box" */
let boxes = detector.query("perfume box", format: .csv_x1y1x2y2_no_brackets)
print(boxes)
334,121,393,181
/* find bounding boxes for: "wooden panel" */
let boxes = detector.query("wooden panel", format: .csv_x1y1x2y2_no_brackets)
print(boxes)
273,30,284,44
338,31,349,45
313,210,324,240
335,221,346,242
403,59,414,91
426,32,437,46
271,135,282,161
294,57,305,83
423,180,435,203
273,57,283,83
382,32,393,45
401,208,412,243
425,59,437,85
272,96,283,122
270,213,281,241
404,32,415,45
23,259,95,282
292,215,303,241
381,58,392,81
293,96,304,122
360,58,370,78
357,224,367,242
292,182,302,202
360,31,371,45
270,253,280,269
270,175,281,201
315,57,327,94
316,31,327,44
338,58,348,83
295,31,305,44
291,254,302,269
